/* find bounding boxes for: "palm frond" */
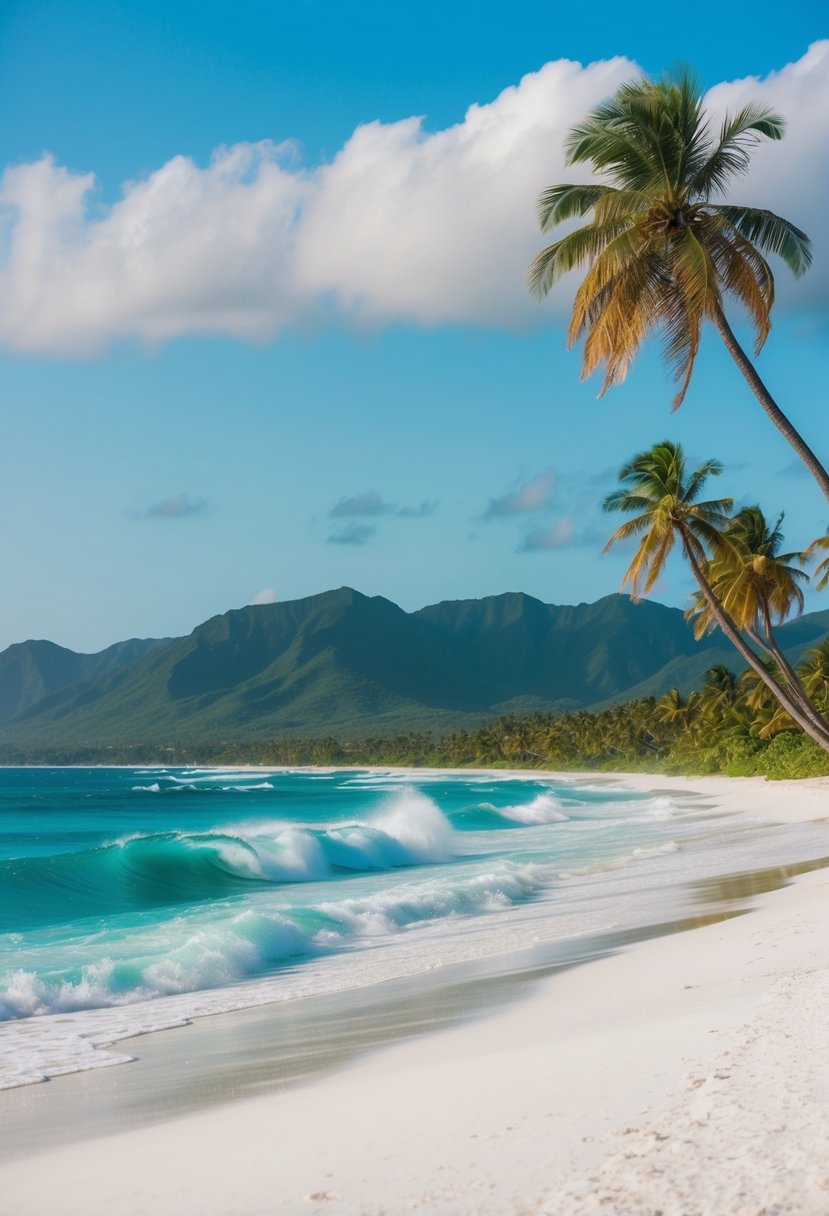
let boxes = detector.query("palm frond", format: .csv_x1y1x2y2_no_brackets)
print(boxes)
528,219,630,298
602,511,661,548
804,534,829,591
601,491,655,514
684,459,724,503
591,189,652,224
536,183,618,232
714,205,812,277
661,228,720,405
690,104,785,198
565,84,670,193
703,216,774,353
620,525,674,599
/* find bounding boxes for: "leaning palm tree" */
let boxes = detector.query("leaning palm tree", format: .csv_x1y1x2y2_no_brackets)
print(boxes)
529,70,828,500
685,505,829,742
603,440,829,752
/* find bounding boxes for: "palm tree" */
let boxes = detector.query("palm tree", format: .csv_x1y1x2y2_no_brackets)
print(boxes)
656,687,698,728
799,641,829,710
529,71,828,500
603,440,829,752
685,505,829,742
698,665,739,717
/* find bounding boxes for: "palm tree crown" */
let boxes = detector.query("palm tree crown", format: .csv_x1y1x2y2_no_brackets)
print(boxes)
688,506,807,639
602,439,732,597
529,70,812,407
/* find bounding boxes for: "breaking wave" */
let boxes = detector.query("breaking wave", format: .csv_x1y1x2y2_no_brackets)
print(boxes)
0,789,457,930
0,858,550,1019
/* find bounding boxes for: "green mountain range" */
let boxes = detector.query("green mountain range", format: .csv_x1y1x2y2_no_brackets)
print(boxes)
1,587,827,746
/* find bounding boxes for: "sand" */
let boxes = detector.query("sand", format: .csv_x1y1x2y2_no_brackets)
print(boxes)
1,772,828,1216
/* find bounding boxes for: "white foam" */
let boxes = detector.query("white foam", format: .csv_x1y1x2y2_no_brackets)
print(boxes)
632,841,680,858
497,793,569,825
220,783,275,792
371,788,456,863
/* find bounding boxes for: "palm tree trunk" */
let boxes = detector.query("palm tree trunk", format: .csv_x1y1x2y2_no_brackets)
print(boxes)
682,535,829,753
712,304,829,503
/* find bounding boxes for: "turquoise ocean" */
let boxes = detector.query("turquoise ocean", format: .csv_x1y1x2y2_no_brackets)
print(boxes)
1,766,826,1091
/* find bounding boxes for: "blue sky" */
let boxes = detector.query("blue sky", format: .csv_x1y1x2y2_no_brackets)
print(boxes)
1,1,828,652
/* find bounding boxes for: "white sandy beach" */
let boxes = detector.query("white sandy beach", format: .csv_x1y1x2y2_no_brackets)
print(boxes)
1,771,828,1216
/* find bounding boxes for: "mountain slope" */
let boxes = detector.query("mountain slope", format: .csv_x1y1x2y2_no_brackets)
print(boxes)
1,591,827,745
0,636,170,726
414,593,705,705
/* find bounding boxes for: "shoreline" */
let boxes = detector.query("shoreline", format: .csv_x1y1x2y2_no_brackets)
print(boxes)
1,771,828,1214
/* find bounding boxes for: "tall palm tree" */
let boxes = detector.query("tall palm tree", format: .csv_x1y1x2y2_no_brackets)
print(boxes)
603,440,829,752
529,71,828,500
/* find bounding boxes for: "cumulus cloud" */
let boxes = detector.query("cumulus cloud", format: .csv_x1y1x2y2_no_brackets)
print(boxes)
250,588,278,604
327,522,375,545
329,492,438,518
484,467,556,518
143,494,208,519
519,518,604,551
1,45,827,354
703,42,829,314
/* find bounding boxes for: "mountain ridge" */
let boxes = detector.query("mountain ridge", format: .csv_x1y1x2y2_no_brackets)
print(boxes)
1,588,827,745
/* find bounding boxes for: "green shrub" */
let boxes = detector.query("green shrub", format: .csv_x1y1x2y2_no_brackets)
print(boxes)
722,737,765,777
758,732,829,780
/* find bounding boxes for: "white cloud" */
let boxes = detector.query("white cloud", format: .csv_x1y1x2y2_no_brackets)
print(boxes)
294,56,633,328
0,143,307,354
702,41,829,314
0,45,827,354
250,588,278,604
484,467,556,518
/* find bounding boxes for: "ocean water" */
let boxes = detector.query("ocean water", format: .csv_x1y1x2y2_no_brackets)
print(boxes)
1,766,826,1091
